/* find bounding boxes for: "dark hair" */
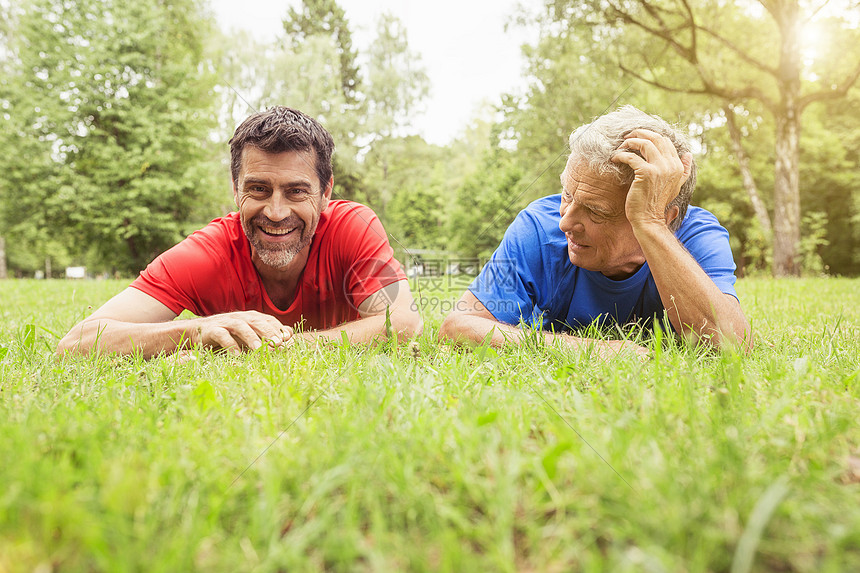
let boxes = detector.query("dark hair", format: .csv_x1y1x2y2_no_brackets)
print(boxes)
229,106,335,190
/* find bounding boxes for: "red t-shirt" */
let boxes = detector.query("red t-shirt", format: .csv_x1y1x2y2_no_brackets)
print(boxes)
131,200,406,329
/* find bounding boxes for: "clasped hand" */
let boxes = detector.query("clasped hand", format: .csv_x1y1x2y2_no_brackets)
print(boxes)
611,129,693,228
190,311,293,354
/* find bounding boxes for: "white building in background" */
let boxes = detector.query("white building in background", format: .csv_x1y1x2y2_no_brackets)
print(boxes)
65,266,86,279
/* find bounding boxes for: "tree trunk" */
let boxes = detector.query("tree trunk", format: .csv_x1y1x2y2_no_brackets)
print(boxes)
772,0,802,277
0,236,7,279
772,110,801,276
724,106,773,239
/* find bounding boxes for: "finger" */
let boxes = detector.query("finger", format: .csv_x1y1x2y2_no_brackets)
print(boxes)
206,327,242,354
624,129,676,153
266,326,292,348
623,130,682,163
174,349,198,364
679,151,693,185
616,136,665,164
225,321,264,350
611,148,650,171
245,314,289,342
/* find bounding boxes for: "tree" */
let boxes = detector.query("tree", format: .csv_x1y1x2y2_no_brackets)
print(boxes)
284,0,361,103
450,148,526,260
0,0,220,274
798,93,860,275
364,13,430,139
364,136,451,250
361,13,430,217
501,7,642,201
551,0,860,276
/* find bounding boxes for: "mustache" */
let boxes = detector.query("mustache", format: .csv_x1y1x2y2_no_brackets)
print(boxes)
251,214,304,229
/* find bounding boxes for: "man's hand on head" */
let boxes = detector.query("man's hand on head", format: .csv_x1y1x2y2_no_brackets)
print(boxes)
191,311,293,354
611,129,693,229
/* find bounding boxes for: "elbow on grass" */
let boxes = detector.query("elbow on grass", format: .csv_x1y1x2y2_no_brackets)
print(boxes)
55,334,84,357
437,312,476,345
437,312,458,343
394,312,423,343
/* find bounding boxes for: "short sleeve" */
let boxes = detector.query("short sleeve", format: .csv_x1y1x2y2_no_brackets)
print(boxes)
677,209,739,300
468,212,547,326
131,229,238,316
337,205,407,309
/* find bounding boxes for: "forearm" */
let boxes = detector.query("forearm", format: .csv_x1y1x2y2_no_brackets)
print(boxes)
299,308,423,345
634,223,752,349
440,312,592,349
57,318,200,358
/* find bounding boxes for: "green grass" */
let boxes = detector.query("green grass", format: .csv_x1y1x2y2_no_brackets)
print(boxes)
1,277,859,572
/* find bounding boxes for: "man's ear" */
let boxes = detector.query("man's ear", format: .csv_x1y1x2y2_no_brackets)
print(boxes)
665,204,680,226
321,176,333,209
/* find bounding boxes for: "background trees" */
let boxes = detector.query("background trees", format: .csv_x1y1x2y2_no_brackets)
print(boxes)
535,0,860,276
0,0,858,277
0,0,219,274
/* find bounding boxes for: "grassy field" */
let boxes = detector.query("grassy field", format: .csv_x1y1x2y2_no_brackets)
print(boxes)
1,277,859,572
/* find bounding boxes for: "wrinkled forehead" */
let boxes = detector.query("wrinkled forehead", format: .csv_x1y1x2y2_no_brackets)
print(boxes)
560,155,629,197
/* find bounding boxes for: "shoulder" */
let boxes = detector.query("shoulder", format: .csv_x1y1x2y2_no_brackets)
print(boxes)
186,212,245,248
675,206,738,290
132,212,254,315
676,206,731,244
494,194,568,278
507,194,564,243
319,200,381,232
519,194,562,225
139,212,249,285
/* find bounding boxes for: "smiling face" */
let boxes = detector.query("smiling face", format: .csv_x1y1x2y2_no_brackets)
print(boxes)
233,146,332,273
558,155,645,280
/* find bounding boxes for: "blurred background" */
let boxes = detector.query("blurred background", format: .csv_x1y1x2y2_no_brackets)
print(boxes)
1,0,858,279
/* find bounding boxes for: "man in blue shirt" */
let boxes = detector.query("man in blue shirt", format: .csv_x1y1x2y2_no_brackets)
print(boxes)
440,106,752,356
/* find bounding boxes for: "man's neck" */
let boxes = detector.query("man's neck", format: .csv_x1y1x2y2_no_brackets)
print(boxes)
252,246,311,311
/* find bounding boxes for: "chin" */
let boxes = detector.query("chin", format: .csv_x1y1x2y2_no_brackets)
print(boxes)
258,249,299,269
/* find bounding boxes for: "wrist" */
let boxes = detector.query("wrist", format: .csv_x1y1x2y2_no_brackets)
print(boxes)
179,318,203,348
630,217,673,240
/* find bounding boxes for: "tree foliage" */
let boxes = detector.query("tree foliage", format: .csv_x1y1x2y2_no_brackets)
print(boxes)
538,0,860,276
503,0,860,276
0,0,219,274
284,0,361,103
450,148,526,260
2,0,859,278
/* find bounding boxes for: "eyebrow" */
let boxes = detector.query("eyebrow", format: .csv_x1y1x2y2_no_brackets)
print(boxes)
242,177,312,189
584,202,614,217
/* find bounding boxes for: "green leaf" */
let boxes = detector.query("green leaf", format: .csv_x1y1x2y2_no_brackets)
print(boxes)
384,305,394,342
22,324,36,350
541,441,573,481
192,380,217,412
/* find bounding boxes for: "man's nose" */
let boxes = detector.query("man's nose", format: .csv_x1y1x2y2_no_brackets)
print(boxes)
559,201,585,234
264,192,292,222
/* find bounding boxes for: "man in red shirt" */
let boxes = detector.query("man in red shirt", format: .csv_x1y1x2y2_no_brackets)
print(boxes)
57,107,422,357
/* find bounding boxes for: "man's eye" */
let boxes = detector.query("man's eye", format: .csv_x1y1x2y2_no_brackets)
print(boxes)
589,211,609,223
249,186,267,194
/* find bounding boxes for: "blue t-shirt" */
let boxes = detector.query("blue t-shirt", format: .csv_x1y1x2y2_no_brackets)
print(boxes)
469,195,738,332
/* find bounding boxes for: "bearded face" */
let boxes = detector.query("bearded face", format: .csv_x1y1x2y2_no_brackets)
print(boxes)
233,146,331,273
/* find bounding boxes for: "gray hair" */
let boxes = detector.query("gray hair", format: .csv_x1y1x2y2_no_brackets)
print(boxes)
567,105,696,231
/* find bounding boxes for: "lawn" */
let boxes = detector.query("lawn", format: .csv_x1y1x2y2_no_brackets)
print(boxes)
1,277,859,572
